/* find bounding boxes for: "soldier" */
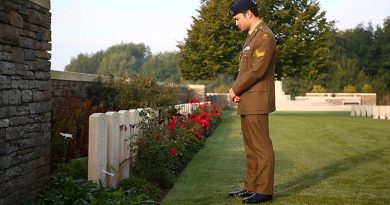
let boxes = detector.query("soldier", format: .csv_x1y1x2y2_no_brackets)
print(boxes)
227,0,277,203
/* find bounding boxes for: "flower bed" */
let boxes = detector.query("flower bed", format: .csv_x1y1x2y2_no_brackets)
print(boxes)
35,97,222,204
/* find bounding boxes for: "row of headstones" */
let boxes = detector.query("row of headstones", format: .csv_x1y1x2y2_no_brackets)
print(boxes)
351,105,390,120
88,103,206,187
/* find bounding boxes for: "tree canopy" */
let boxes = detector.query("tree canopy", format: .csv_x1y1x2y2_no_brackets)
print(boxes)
64,43,180,82
177,0,333,80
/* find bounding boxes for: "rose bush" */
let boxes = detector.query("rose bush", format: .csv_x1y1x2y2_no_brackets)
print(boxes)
132,100,222,190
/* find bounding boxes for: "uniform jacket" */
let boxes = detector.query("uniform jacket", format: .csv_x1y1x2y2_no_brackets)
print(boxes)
232,21,277,115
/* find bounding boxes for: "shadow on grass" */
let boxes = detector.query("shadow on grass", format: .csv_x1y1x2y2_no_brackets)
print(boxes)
274,149,385,197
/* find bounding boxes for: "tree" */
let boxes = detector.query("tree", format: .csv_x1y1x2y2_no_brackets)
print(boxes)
177,0,333,80
64,43,151,76
141,52,180,83
64,51,104,74
98,43,151,76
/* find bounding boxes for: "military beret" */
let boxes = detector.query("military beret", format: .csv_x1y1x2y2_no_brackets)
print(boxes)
229,0,257,16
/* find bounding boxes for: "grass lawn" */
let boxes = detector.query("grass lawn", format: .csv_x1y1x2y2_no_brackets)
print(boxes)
161,110,390,205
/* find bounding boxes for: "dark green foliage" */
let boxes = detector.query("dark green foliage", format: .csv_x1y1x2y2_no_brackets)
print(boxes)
177,0,332,80
64,43,180,83
57,158,88,180
283,18,390,104
87,75,180,110
119,176,161,200
33,173,155,205
141,52,180,83
98,43,151,76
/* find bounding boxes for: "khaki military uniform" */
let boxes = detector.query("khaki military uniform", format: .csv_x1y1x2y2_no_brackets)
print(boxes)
232,21,276,195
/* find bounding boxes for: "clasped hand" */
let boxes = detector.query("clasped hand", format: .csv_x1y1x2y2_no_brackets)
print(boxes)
229,88,241,102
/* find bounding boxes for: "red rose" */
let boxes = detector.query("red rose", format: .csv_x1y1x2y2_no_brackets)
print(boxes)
190,98,199,103
169,148,177,156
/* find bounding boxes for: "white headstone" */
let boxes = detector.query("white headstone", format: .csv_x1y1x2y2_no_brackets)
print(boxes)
351,105,356,117
372,106,379,119
118,110,130,181
129,109,139,163
106,112,120,187
379,106,386,120
355,105,362,117
88,113,107,185
366,106,373,117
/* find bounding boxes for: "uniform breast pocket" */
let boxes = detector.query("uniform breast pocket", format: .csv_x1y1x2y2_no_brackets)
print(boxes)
240,50,252,71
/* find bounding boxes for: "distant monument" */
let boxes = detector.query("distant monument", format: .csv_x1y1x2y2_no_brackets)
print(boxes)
275,81,376,111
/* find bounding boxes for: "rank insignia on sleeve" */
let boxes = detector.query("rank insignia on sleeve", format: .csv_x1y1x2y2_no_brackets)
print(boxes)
255,50,265,58
262,33,269,40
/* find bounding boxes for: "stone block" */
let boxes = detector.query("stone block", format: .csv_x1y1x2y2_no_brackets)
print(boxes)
12,47,25,63
0,143,18,155
4,0,17,10
0,10,9,24
0,23,20,46
36,30,50,42
35,71,50,80
41,42,51,51
38,80,51,90
0,1,5,11
20,29,35,38
35,50,51,60
19,36,41,49
5,89,21,105
32,90,44,102
9,11,24,28
0,107,6,118
9,116,29,126
0,155,11,169
6,126,23,140
0,75,11,89
0,61,16,75
24,49,35,60
21,90,32,103
22,22,39,32
35,59,50,71
24,71,34,79
0,51,13,61
12,79,29,89
28,80,38,89
0,119,9,128
29,101,51,114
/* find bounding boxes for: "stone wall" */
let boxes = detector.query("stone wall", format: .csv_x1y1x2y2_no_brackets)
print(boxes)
0,0,51,204
51,70,206,105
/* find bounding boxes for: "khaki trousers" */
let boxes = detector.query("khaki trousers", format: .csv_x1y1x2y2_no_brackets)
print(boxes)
241,114,275,195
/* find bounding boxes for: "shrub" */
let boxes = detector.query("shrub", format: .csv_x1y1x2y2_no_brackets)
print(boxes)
343,84,357,93
57,158,88,179
311,85,327,93
132,101,222,190
87,75,179,110
119,176,161,200
362,84,373,93
33,173,154,205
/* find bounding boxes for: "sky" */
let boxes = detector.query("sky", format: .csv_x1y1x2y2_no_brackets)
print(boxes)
51,0,390,71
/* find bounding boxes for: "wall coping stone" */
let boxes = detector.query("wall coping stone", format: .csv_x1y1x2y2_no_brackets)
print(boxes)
51,70,99,82
29,0,51,10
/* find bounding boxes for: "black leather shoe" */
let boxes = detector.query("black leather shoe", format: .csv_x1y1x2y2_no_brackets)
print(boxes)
228,189,254,197
242,193,272,203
